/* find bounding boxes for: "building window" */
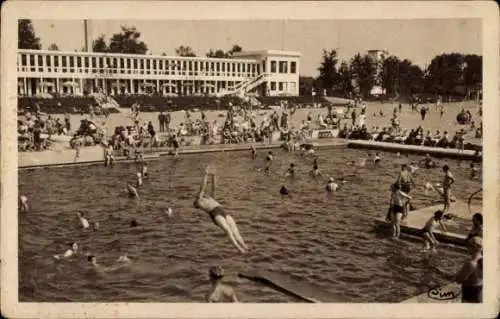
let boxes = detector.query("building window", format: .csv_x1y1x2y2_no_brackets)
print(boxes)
279,61,287,73
278,82,284,91
289,82,296,92
290,61,296,73
270,82,276,91
270,60,277,73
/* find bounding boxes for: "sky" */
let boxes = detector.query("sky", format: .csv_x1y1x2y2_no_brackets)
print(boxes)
31,19,482,77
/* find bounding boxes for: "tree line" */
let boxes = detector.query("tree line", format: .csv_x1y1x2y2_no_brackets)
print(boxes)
308,49,482,99
19,20,244,59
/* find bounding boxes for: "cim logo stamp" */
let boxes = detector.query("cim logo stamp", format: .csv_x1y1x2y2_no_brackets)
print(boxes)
427,286,461,301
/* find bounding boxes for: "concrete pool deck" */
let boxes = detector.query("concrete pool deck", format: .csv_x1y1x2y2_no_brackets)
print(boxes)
374,200,481,246
347,140,481,160
18,138,348,169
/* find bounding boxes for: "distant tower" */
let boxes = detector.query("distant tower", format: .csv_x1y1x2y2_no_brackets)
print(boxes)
84,20,92,52
367,49,388,95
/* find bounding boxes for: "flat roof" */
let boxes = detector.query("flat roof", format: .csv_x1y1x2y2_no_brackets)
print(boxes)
17,49,259,64
233,50,301,58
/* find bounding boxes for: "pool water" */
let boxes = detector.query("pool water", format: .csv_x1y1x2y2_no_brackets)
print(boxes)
18,148,482,302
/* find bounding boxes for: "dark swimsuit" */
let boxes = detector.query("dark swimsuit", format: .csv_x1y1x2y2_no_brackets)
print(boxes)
400,183,411,194
208,206,228,225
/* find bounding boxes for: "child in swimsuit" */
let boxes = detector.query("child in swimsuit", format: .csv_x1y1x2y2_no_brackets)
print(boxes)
285,163,295,177
421,210,447,252
206,266,238,303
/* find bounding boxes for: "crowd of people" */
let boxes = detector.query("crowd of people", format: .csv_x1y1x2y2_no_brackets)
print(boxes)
338,101,482,153
20,141,484,303
18,94,484,303
384,153,483,303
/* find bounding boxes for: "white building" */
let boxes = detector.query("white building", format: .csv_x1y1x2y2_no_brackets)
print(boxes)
17,49,301,98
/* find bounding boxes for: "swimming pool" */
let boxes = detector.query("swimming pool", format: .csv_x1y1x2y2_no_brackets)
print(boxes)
18,148,482,302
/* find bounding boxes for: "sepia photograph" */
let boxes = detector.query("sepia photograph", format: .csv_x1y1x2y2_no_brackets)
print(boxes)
1,1,499,318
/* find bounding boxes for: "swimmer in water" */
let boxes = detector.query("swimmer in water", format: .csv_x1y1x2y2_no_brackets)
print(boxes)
408,162,419,174
250,145,256,160
77,212,90,229
136,172,143,187
285,163,295,177
140,161,149,178
419,153,436,169
455,236,483,303
19,195,29,212
373,152,381,165
206,266,238,303
130,219,139,227
310,159,321,177
92,221,100,231
326,177,339,192
126,183,139,199
280,185,289,196
54,242,78,259
193,165,249,254
88,254,132,271
470,163,479,179
263,151,273,175
421,210,447,253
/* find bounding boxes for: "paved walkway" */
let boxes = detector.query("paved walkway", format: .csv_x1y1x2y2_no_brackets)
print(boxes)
347,140,480,160
374,200,480,246
18,138,347,169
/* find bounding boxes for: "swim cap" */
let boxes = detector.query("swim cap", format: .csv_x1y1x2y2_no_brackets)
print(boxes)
136,172,142,178
329,177,334,182
280,186,289,195
209,266,224,279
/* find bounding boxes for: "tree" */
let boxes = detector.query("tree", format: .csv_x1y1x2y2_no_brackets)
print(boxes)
47,43,59,51
107,26,148,54
299,76,316,96
206,49,227,58
92,34,108,53
18,19,41,49
317,49,339,91
425,53,466,96
338,61,353,97
228,44,242,56
463,54,482,91
350,53,376,98
175,45,197,57
380,55,400,97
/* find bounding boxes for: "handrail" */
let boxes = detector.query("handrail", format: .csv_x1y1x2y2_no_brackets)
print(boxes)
468,188,482,214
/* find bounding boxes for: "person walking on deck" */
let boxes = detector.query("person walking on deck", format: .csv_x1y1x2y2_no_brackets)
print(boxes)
193,165,249,254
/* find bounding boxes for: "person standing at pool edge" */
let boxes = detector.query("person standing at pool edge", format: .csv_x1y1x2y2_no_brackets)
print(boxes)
193,165,249,254
442,165,455,213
